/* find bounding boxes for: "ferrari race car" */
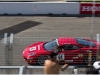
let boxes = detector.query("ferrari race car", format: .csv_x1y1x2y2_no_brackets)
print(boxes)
22,37,99,66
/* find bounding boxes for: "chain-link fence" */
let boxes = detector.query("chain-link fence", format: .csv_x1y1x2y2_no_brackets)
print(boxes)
0,34,98,66
12,36,59,65
0,14,99,73
0,34,99,74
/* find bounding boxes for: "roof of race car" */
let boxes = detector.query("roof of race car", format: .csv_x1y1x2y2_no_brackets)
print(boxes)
57,37,77,45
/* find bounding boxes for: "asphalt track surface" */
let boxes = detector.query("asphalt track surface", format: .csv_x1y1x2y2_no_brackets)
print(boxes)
0,15,100,74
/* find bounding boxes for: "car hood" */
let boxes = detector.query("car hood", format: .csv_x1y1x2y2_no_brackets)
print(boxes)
23,42,46,58
26,42,45,52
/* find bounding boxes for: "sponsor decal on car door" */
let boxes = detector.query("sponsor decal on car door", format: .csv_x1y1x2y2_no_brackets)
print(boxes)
64,50,82,63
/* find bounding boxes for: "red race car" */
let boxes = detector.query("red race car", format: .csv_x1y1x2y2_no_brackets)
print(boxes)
22,37,99,66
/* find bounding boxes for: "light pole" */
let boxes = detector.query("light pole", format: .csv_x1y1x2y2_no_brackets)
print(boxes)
90,0,95,41
88,0,95,66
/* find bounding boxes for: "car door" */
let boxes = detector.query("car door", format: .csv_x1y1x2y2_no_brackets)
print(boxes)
57,44,83,64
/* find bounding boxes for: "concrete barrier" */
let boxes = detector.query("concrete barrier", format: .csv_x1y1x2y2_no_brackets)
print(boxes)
0,2,34,15
35,2,80,15
0,2,80,15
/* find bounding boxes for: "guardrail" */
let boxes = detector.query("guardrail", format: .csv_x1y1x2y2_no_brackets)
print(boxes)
0,66,76,74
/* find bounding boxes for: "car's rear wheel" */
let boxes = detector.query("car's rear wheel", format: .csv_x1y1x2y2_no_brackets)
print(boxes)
37,56,48,66
84,56,96,65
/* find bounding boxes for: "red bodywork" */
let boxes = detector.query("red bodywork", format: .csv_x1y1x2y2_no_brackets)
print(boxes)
22,37,99,65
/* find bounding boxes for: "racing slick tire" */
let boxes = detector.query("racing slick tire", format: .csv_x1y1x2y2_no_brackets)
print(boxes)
37,56,48,66
83,56,96,65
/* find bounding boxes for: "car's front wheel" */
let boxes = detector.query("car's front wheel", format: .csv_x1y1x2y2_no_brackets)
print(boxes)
83,56,96,65
37,56,48,66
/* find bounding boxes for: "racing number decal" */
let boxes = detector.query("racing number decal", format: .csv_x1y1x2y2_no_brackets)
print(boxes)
30,47,36,51
57,54,64,60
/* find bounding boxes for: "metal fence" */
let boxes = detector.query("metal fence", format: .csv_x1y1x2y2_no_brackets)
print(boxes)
12,36,59,65
0,66,78,74
0,33,99,74
1,33,61,66
0,33,99,66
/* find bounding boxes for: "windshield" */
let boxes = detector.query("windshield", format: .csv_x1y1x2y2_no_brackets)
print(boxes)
43,39,59,51
76,38,96,46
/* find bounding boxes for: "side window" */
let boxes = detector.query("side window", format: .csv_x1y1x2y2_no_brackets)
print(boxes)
65,45,79,50
57,45,64,52
58,44,79,51
57,44,71,51
72,45,79,50
64,44,73,50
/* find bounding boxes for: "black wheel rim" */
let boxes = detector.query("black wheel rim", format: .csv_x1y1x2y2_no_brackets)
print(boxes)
38,56,47,65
